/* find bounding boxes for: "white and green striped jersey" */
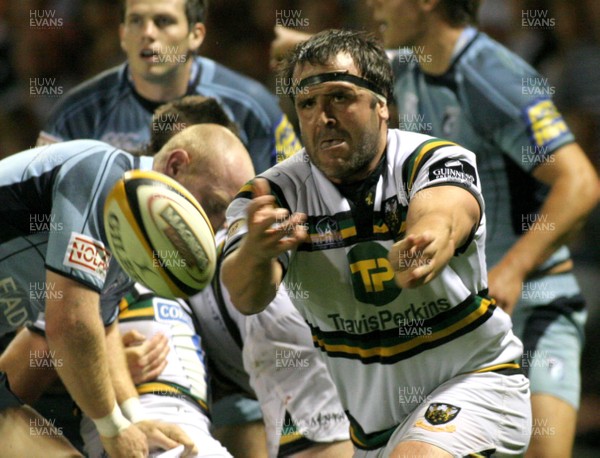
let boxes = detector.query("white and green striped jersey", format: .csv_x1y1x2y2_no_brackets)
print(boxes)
224,129,523,449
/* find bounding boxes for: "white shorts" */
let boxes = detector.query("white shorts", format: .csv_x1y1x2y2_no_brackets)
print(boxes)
244,292,350,458
353,371,531,458
81,394,232,457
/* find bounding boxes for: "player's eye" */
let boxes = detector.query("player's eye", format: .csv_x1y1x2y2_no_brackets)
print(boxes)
297,98,315,110
126,15,143,26
154,15,175,27
331,91,350,103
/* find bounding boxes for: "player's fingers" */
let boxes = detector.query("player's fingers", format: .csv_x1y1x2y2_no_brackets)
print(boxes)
144,333,169,361
140,357,168,383
161,425,198,456
122,329,146,347
251,178,272,198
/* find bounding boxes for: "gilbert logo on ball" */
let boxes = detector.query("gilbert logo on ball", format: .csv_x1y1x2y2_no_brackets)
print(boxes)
103,170,216,299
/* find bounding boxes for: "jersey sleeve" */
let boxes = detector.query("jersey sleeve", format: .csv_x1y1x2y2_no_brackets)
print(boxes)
44,148,129,292
461,44,574,172
401,139,484,219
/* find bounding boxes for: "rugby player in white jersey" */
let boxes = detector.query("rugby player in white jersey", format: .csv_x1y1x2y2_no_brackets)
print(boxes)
222,30,532,457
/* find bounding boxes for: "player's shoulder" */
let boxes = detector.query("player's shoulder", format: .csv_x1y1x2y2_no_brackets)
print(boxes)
457,32,541,106
44,64,129,126
263,149,311,181
194,57,280,110
55,64,127,108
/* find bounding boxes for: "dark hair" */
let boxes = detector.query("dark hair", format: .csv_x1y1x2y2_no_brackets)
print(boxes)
437,0,481,26
146,95,239,155
279,29,394,105
120,0,208,27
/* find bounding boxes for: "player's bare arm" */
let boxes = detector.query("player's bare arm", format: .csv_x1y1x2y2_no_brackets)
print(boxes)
222,179,307,315
44,270,149,457
389,185,480,289
488,144,600,312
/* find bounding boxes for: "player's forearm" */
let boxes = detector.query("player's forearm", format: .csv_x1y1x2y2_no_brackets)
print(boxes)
46,306,115,419
105,321,139,403
499,168,599,277
222,245,281,315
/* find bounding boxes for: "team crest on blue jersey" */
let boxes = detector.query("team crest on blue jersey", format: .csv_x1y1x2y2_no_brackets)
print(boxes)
347,242,401,305
424,403,461,425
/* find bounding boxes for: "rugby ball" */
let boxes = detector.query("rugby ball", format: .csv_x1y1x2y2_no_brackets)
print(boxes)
103,170,216,299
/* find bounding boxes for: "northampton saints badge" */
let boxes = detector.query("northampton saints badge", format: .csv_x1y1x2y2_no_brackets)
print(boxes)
424,403,461,425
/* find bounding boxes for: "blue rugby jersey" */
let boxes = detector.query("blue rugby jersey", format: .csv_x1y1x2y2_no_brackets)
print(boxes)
39,57,301,173
0,140,153,336
392,28,581,306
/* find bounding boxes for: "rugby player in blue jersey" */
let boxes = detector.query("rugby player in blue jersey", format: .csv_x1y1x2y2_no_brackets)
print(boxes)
370,1,600,456
37,0,301,173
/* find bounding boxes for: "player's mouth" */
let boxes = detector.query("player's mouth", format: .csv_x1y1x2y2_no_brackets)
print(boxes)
319,138,347,151
140,49,160,62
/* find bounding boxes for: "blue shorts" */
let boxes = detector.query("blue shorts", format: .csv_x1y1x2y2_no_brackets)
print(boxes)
210,393,263,427
511,295,586,409
0,371,23,411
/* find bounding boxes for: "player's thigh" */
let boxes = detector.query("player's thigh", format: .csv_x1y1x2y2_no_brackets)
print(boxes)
0,405,83,458
380,372,531,457
513,302,585,409
390,440,452,458
526,394,577,458
212,420,268,458
289,439,353,458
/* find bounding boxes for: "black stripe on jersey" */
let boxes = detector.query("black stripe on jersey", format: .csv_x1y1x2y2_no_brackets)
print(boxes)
309,295,496,365
45,264,102,293
211,256,243,349
297,209,402,252
401,139,456,195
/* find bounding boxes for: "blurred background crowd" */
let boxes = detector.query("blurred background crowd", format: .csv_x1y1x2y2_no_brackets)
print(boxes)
0,0,598,453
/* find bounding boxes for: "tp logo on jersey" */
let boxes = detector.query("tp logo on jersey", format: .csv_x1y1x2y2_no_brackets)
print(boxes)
348,242,401,305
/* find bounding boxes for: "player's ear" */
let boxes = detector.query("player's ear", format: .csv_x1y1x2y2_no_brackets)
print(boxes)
188,22,206,53
119,23,127,53
418,0,440,13
164,149,191,178
379,102,390,122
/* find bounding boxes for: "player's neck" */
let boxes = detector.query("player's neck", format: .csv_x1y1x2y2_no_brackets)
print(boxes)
131,62,193,103
415,24,465,76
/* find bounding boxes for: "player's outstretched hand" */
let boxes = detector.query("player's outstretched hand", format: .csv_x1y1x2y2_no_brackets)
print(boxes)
122,330,170,384
136,420,198,458
241,178,307,262
101,423,148,458
389,231,454,289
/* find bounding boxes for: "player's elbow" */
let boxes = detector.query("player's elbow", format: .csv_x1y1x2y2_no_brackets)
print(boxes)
573,165,600,215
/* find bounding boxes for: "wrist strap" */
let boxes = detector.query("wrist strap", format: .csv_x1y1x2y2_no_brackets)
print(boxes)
120,396,147,424
93,402,131,438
